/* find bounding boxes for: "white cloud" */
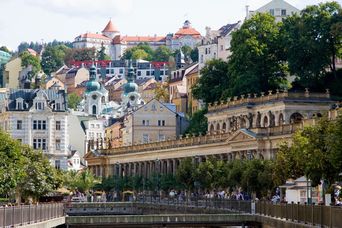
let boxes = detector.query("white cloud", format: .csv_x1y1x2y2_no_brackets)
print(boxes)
24,0,133,18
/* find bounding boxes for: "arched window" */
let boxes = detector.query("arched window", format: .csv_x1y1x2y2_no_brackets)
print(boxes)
290,112,304,124
210,124,215,133
92,105,97,115
263,116,268,127
222,122,227,132
278,113,284,126
216,123,220,131
241,118,246,128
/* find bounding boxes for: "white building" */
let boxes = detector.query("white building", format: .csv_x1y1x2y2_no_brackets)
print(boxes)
4,88,69,170
247,0,300,22
166,20,202,50
198,22,241,70
73,20,202,60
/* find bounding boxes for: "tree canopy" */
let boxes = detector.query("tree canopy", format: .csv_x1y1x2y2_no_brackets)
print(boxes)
0,131,61,202
64,47,96,66
68,93,82,110
192,59,230,104
281,2,342,90
41,45,70,75
19,51,41,78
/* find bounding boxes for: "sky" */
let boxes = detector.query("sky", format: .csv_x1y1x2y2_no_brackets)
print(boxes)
0,0,339,51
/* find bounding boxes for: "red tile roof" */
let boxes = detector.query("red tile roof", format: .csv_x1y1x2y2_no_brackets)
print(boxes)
175,27,201,38
77,33,111,40
102,20,119,33
113,35,166,44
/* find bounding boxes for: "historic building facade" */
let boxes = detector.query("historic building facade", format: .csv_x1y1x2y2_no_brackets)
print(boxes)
247,0,300,22
73,20,202,60
0,88,69,169
85,90,335,178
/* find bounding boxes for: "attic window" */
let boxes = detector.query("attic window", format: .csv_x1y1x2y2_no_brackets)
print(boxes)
55,103,61,111
36,102,44,110
16,100,23,110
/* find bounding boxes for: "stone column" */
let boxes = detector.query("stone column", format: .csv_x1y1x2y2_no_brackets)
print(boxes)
133,163,137,176
172,159,177,175
128,163,132,176
166,160,171,174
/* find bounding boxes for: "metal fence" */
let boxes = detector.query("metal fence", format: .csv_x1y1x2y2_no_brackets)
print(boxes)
0,203,64,227
256,201,342,227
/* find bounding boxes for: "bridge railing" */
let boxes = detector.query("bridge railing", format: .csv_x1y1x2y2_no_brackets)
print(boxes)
256,201,342,227
0,203,64,227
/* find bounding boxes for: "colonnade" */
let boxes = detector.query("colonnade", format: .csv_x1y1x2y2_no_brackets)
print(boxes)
89,149,269,178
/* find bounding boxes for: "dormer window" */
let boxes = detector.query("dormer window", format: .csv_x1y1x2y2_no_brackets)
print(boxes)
16,98,24,110
35,102,44,110
55,103,61,111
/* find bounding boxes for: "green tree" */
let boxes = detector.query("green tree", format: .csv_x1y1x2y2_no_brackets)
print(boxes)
64,48,96,66
18,146,61,202
0,131,24,196
20,51,41,77
121,43,154,61
190,47,199,62
132,49,149,60
154,82,169,102
185,107,208,135
228,13,287,96
68,93,82,109
153,46,172,61
97,43,111,60
41,45,69,75
281,2,342,88
192,59,230,104
176,157,195,190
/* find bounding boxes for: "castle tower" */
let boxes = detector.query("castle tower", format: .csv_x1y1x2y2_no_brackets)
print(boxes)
102,19,120,39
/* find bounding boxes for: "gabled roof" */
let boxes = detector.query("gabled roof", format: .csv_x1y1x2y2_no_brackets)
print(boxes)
102,19,119,33
218,21,240,37
76,33,111,40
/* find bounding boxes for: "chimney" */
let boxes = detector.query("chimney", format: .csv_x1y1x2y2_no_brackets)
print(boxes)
245,5,250,20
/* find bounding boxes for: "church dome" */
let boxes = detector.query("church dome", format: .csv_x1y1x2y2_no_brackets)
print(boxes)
123,82,138,95
86,64,101,92
86,80,101,92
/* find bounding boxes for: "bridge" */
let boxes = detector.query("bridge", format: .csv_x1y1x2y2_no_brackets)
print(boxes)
1,198,342,227
64,197,342,228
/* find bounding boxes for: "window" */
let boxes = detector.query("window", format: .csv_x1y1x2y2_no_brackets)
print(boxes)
56,121,61,130
200,55,204,63
160,71,164,76
158,120,165,126
56,139,61,150
142,134,149,143
119,68,124,74
158,120,161,126
96,124,100,129
111,69,114,74
55,160,61,170
281,9,286,16
137,71,141,76
17,101,23,110
151,104,156,111
55,103,61,111
146,120,150,126
205,48,208,54
33,120,46,130
269,9,275,16
36,102,44,110
162,120,165,126
146,71,150,76
33,138,47,150
220,45,224,51
151,71,154,75
91,124,95,128
158,134,165,141
17,120,22,130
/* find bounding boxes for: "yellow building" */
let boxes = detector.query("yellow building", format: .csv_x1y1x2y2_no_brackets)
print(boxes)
122,99,182,146
186,64,200,114
3,57,22,89
105,120,124,148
